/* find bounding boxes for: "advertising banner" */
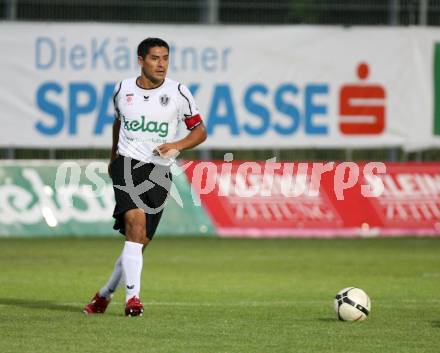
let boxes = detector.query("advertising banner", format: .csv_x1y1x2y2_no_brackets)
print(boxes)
366,163,440,235
0,161,215,237
1,160,439,238
1,23,440,150
184,161,440,237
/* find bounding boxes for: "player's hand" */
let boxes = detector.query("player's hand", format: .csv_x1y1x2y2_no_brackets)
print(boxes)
154,143,180,159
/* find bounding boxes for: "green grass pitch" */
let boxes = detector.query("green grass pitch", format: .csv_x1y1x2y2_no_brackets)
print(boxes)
0,236,439,353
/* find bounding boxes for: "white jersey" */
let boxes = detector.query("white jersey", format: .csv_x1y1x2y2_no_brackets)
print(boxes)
113,77,201,166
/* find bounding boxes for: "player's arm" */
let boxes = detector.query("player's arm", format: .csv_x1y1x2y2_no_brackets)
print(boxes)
156,83,207,158
155,122,207,157
110,118,121,161
108,119,121,177
109,81,122,177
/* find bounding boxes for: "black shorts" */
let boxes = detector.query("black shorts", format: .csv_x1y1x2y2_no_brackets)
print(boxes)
111,154,172,240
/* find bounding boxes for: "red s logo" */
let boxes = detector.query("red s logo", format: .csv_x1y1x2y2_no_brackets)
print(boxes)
339,63,386,134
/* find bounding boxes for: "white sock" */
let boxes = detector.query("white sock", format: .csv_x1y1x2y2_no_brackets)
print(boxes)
121,241,143,302
99,255,123,299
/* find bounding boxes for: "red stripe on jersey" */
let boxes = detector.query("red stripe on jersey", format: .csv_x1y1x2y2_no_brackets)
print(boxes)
184,114,202,130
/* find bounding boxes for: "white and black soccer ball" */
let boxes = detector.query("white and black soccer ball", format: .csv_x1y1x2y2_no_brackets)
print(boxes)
334,287,371,321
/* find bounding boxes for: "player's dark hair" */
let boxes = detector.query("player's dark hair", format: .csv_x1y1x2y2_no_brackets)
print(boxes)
137,38,169,59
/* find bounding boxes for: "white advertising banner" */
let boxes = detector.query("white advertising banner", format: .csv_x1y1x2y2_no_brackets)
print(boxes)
0,22,439,150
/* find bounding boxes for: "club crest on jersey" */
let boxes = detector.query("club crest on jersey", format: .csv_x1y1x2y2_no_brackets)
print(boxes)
159,94,170,106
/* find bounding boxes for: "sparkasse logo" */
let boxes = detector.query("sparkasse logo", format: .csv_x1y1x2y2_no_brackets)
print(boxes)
339,62,386,135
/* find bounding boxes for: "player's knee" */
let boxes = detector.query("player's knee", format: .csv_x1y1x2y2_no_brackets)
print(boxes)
125,209,145,227
126,220,145,235
127,222,144,235
125,210,146,243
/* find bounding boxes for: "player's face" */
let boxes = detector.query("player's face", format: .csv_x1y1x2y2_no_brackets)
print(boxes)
138,46,169,84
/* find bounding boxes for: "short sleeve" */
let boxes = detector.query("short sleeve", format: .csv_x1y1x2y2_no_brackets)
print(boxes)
178,84,203,130
113,81,122,120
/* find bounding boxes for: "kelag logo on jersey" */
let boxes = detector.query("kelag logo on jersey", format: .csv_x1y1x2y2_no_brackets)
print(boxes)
122,116,169,137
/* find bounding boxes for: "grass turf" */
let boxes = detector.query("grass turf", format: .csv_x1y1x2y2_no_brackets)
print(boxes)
0,236,439,353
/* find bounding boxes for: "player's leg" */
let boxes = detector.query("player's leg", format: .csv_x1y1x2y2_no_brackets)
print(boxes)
99,255,123,298
94,238,149,300
122,208,148,316
83,211,149,315
83,254,123,314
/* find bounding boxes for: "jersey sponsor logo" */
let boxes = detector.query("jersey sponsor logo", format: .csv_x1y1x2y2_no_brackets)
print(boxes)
122,115,169,137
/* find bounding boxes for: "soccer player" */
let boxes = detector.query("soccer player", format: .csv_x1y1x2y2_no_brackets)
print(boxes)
83,38,207,316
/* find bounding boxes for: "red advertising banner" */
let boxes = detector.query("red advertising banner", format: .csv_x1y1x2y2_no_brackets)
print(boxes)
183,161,440,237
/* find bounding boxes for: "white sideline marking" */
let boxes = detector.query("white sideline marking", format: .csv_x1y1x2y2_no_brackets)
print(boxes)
423,272,440,278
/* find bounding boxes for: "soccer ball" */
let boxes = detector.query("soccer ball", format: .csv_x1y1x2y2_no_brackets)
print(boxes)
334,287,371,321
